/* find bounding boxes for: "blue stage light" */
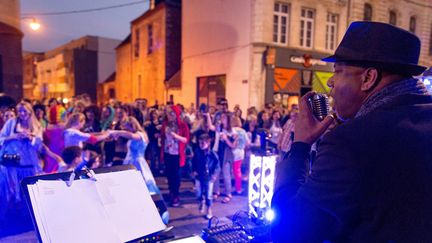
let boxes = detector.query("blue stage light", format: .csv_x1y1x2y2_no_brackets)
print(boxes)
265,209,275,222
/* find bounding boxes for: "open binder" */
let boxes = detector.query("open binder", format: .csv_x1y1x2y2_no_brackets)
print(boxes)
21,165,166,243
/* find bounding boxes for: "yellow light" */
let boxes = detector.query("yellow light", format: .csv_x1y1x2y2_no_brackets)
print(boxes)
29,19,40,31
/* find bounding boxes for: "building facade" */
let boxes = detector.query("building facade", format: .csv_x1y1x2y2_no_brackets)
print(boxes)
114,35,132,102
113,0,181,105
179,0,432,110
31,36,120,102
99,72,116,105
0,0,23,101
178,0,253,109
23,52,44,99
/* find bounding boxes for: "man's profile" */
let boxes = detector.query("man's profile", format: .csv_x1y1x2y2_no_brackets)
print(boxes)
272,21,432,242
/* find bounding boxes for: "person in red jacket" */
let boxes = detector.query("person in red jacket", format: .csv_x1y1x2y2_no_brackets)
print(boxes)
160,105,189,206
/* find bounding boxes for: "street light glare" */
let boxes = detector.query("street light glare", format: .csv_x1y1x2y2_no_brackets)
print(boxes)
29,20,40,31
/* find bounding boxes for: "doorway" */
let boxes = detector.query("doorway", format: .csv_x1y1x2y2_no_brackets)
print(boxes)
196,74,226,107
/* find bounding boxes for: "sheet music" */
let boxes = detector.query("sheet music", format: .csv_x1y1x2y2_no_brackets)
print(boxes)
35,179,121,243
95,170,166,242
28,185,50,243
27,169,165,243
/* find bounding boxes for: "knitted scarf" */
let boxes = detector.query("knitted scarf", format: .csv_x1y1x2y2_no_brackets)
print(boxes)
355,78,430,118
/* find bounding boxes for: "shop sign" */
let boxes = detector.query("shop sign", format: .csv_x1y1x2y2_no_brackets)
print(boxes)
290,54,327,68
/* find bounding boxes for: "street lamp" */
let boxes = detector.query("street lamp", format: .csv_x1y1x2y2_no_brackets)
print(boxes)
21,17,41,31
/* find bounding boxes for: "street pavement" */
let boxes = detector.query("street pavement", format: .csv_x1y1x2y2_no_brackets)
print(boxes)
157,176,249,240
0,175,249,242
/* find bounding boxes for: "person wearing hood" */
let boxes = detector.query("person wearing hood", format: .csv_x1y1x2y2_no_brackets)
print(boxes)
160,105,190,207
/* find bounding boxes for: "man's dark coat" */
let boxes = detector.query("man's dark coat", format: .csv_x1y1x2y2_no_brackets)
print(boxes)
272,94,432,242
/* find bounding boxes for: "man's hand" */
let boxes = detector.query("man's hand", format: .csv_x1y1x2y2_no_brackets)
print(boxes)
294,92,334,145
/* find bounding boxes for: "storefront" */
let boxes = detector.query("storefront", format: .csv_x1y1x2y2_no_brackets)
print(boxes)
265,47,334,108
196,74,226,107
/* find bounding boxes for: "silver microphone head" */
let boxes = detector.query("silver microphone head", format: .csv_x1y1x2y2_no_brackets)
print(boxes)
308,93,329,121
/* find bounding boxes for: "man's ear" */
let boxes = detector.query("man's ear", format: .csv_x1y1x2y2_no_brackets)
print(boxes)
361,68,380,91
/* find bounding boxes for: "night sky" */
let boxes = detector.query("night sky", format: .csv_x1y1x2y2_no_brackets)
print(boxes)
21,0,149,52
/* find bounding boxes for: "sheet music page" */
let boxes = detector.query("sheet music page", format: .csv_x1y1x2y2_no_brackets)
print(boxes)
28,184,50,243
35,179,121,243
95,170,166,242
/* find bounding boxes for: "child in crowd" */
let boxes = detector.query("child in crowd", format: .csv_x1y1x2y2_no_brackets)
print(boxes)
2,108,16,124
59,146,83,172
192,133,220,219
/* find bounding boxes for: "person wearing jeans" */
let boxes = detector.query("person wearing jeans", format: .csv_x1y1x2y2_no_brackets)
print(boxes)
231,116,249,194
160,105,189,207
192,133,220,219
217,113,237,203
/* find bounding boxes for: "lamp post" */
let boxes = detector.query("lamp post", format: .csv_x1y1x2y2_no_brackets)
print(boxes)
21,17,41,31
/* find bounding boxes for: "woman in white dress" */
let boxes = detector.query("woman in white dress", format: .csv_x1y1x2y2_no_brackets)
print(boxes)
111,116,160,195
111,116,169,224
0,101,43,203
0,101,43,230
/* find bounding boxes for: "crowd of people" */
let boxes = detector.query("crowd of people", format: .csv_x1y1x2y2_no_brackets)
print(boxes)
0,93,299,221
2,20,431,242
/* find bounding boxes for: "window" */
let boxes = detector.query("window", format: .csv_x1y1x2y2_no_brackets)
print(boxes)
429,24,432,55
108,88,115,99
138,74,142,97
364,3,372,21
300,8,315,48
389,11,397,25
147,24,153,54
134,28,140,58
273,3,290,45
409,16,416,33
326,13,338,51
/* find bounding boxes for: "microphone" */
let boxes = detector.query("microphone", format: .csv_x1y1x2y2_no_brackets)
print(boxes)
308,93,330,121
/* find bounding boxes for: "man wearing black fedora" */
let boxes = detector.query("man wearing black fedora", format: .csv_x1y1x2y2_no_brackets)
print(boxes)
272,21,432,242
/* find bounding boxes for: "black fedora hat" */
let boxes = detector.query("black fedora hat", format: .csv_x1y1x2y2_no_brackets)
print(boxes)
322,21,427,76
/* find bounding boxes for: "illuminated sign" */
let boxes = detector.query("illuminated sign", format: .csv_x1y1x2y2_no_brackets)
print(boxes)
290,54,327,67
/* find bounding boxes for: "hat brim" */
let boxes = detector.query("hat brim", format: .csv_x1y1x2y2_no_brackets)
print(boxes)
321,55,337,63
321,55,427,76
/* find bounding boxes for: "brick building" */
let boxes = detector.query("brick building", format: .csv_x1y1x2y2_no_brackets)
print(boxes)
113,0,181,104
0,0,23,101
99,72,116,105
22,52,43,99
30,36,120,102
